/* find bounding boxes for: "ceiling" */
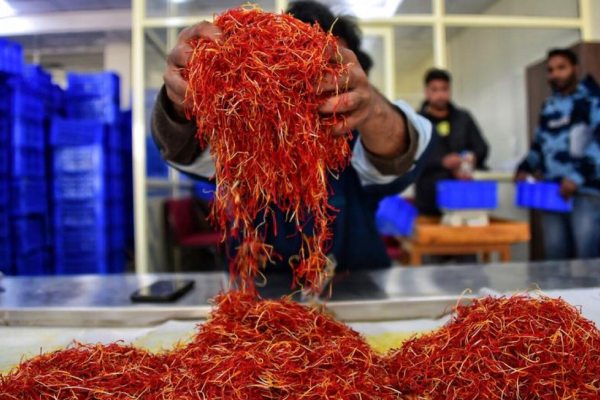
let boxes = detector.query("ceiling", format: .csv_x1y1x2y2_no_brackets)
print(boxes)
5,0,130,15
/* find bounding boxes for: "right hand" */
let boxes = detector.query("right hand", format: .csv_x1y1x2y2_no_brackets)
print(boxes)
442,153,462,170
513,171,529,182
163,21,222,118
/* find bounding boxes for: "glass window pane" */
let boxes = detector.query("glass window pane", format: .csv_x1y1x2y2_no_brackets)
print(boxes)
146,0,276,18
446,27,581,171
445,0,579,18
394,26,434,108
316,0,431,16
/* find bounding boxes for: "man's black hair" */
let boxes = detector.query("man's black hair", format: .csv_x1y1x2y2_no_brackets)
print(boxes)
286,1,373,74
424,68,451,85
547,48,578,66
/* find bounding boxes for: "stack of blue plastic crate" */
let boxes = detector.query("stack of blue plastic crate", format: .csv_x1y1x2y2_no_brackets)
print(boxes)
50,71,129,274
0,41,53,275
0,40,19,274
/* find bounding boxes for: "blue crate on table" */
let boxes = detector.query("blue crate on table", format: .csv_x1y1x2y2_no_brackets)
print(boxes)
0,39,23,76
67,72,120,100
53,145,105,174
12,215,47,255
50,118,106,147
53,172,105,201
516,182,572,212
55,255,108,275
11,147,46,177
375,195,417,237
14,250,48,276
65,97,120,124
6,79,46,119
53,199,106,228
11,178,47,215
436,180,498,210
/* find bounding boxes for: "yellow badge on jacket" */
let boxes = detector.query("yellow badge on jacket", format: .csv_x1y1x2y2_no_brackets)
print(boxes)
436,120,450,137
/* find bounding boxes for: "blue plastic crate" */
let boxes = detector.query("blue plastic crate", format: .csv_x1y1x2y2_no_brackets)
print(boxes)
12,215,47,255
54,226,107,256
14,250,48,276
0,178,8,206
120,110,132,151
53,172,105,200
376,195,417,237
54,199,106,228
0,39,23,76
0,207,9,237
67,72,120,100
106,178,124,201
0,239,12,275
105,124,122,150
11,147,46,177
11,114,46,149
0,115,9,144
108,226,125,250
50,118,106,147
107,152,123,175
9,79,46,119
194,180,216,202
108,250,126,273
516,182,573,212
23,64,52,94
65,97,120,124
55,254,108,275
107,201,125,225
53,145,104,174
437,180,498,210
0,149,8,176
11,178,47,215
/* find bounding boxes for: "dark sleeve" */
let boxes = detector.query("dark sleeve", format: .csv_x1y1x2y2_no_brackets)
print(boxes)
151,85,202,165
465,112,489,169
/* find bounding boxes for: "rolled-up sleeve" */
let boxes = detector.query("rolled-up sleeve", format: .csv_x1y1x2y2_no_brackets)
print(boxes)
351,100,432,186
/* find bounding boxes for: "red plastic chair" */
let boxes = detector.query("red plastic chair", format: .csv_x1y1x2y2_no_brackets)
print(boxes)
164,197,222,270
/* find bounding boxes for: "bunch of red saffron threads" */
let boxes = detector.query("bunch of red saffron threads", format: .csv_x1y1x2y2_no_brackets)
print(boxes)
387,295,600,400
161,291,399,399
184,6,351,294
0,342,167,399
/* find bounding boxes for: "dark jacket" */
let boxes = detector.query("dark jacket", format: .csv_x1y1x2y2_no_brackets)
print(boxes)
151,87,434,273
416,102,489,215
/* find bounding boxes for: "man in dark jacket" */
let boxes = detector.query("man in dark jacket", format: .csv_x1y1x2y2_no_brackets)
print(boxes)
416,68,489,215
151,1,433,279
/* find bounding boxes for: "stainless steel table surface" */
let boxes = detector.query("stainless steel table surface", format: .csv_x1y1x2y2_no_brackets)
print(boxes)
0,260,598,326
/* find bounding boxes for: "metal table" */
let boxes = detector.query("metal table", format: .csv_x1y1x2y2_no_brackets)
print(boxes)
1,260,599,326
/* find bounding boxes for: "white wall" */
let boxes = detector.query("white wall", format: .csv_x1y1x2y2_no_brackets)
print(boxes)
104,40,132,109
447,0,580,171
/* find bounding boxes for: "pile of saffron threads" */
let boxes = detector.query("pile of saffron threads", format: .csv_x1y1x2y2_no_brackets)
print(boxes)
162,291,398,399
0,343,167,399
387,295,600,400
184,7,351,294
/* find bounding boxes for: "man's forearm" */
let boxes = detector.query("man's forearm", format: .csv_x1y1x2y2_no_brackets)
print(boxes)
151,86,202,165
357,88,408,159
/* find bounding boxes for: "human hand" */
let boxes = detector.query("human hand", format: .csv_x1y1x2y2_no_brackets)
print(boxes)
559,178,578,200
318,47,373,136
163,21,222,118
442,153,462,170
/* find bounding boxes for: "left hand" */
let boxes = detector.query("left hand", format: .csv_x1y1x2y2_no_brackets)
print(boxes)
318,47,373,136
559,178,578,200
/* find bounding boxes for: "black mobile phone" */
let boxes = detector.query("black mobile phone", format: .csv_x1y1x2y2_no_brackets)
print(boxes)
130,279,195,303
